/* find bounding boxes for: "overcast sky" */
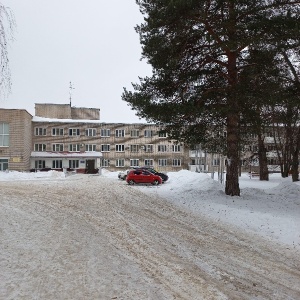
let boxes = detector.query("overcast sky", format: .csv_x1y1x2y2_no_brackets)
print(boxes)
0,0,152,122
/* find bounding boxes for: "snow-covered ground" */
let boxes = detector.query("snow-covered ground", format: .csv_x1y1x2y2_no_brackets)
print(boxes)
1,169,300,299
1,169,299,250
106,169,300,250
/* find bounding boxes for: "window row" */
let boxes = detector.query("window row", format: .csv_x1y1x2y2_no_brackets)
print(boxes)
190,158,221,166
34,143,182,152
34,144,96,152
35,127,167,138
103,158,181,168
34,158,182,170
34,160,80,169
101,144,181,152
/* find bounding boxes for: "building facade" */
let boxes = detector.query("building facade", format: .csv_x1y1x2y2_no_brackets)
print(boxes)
2,103,295,174
1,104,190,173
0,109,33,171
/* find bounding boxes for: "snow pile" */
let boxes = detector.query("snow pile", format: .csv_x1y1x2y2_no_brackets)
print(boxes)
0,170,66,181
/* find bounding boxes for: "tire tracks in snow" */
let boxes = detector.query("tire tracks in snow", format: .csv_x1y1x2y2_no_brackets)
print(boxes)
1,177,300,299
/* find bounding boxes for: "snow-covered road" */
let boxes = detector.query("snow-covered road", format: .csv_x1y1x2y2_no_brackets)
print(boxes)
1,174,300,299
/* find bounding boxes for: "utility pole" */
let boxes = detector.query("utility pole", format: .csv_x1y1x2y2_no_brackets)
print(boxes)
69,81,75,106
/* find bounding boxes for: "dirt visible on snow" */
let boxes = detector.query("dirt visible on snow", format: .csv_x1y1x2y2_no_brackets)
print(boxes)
1,175,300,299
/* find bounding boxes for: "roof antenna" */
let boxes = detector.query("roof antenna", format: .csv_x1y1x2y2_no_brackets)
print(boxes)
69,81,75,106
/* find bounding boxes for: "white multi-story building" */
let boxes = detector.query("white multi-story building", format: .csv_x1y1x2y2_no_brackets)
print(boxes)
1,103,293,174
1,103,190,173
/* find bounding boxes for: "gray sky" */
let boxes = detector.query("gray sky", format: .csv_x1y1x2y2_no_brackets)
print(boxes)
1,0,151,122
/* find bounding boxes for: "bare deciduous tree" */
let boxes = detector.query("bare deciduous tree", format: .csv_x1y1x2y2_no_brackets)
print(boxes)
0,3,15,97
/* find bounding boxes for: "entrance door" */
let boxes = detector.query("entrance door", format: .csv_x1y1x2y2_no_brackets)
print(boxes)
86,160,95,174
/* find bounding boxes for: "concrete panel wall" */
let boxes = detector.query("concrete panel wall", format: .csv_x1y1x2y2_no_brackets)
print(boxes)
35,103,72,119
71,107,100,120
35,104,100,120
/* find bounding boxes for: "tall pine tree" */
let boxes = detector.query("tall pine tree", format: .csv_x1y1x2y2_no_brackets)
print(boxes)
122,0,300,196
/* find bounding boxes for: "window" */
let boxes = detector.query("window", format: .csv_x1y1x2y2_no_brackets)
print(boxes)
115,129,125,137
144,159,153,166
69,160,79,168
116,159,125,167
252,133,258,139
35,160,45,169
0,159,8,171
144,130,153,138
102,159,110,167
69,144,80,152
145,144,153,153
101,129,110,137
158,159,167,167
130,144,139,152
268,145,276,151
34,144,46,151
130,129,139,137
0,123,9,146
101,144,110,152
115,144,125,152
52,160,62,169
213,159,220,166
158,145,167,152
35,127,46,136
52,144,64,151
86,144,96,152
172,144,181,152
86,128,96,136
191,158,205,165
268,158,279,165
69,128,80,136
158,131,167,138
52,128,64,136
130,159,139,167
172,159,181,167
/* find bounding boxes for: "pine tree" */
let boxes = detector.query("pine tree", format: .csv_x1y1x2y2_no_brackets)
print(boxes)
122,0,300,196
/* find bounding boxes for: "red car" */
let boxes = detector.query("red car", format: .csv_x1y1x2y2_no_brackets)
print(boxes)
126,169,162,185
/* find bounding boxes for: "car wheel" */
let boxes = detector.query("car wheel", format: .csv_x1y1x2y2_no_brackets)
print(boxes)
128,180,135,185
152,180,159,185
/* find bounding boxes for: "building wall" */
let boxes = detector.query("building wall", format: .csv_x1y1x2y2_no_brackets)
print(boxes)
71,107,100,120
32,121,101,154
32,120,189,172
35,103,72,119
99,123,189,172
0,109,32,171
35,103,100,120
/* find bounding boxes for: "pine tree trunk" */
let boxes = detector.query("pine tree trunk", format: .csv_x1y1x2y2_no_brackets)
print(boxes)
225,113,240,196
225,14,240,196
291,148,299,182
257,134,269,181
